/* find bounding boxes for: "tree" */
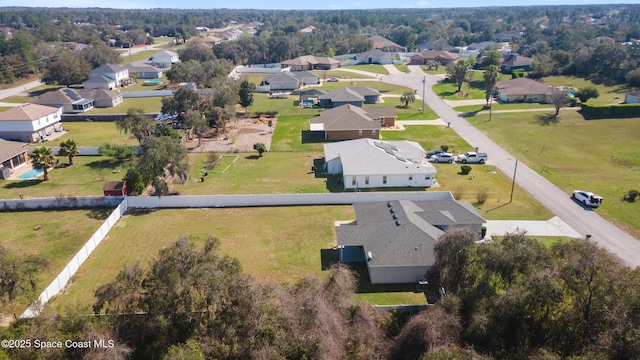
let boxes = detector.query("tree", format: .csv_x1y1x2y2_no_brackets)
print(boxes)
550,87,570,116
42,50,91,86
446,60,471,93
30,146,56,180
425,60,439,70
253,142,266,157
161,87,202,122
115,108,156,143
99,144,133,161
81,41,121,68
480,49,502,69
483,64,499,106
574,86,599,103
58,139,79,165
135,135,189,191
429,227,478,296
399,90,416,108
183,109,209,147
238,80,255,113
0,244,48,311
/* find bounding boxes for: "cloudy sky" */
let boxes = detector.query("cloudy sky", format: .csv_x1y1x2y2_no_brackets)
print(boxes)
1,0,632,10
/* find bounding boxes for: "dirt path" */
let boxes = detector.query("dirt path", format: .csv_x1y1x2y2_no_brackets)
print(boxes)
185,118,275,153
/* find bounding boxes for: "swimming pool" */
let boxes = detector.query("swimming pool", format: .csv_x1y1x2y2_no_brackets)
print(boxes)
143,79,164,85
18,168,44,179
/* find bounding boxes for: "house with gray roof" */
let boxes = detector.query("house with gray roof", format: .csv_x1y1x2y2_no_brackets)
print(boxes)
624,91,640,104
324,138,436,190
318,87,381,108
260,71,319,91
368,35,406,52
495,77,554,103
335,196,485,284
34,88,123,113
354,49,394,65
87,64,129,89
149,50,180,69
280,55,340,71
415,40,456,52
309,104,395,140
410,50,460,66
500,54,532,73
0,138,28,179
125,63,163,79
83,74,117,91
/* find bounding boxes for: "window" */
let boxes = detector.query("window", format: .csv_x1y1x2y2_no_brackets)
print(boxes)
383,176,387,184
425,175,431,180
372,130,376,136
365,176,369,185
352,177,356,186
358,130,363,136
409,175,413,181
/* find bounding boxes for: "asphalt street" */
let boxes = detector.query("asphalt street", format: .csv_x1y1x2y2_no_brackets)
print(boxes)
382,65,640,268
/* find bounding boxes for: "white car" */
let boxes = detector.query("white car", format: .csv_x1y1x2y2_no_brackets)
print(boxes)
326,77,340,82
572,190,603,207
430,153,455,163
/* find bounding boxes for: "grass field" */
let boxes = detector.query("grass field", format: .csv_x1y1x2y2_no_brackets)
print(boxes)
453,103,556,113
0,209,113,318
541,75,633,105
57,121,134,146
342,64,389,75
469,109,640,238
86,97,164,114
433,70,511,100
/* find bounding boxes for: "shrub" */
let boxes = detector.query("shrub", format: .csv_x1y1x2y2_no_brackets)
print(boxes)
440,145,449,152
476,188,488,203
481,226,487,238
452,187,463,200
253,142,266,157
624,189,639,202
460,165,472,175
574,86,599,103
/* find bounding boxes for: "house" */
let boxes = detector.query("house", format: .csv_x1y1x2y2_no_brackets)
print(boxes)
103,181,129,196
323,138,435,190
0,138,28,180
317,87,381,108
34,88,123,113
0,104,63,143
368,35,406,52
335,196,485,284
125,63,163,79
415,40,456,52
466,41,501,51
624,91,640,104
353,49,394,65
260,71,319,91
299,26,317,35
83,74,117,90
280,55,340,71
495,77,554,103
494,32,524,43
409,50,460,65
149,50,180,69
86,64,130,89
500,54,532,73
202,35,222,46
309,104,395,140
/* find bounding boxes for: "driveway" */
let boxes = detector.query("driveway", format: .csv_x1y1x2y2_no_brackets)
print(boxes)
381,65,640,268
485,216,582,239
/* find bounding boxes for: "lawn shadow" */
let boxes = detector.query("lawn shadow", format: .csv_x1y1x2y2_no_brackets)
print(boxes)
85,158,126,170
301,130,325,144
344,262,419,294
125,208,156,216
326,174,344,193
320,248,340,270
535,113,559,126
86,207,115,220
3,180,44,189
485,202,512,213
245,155,261,160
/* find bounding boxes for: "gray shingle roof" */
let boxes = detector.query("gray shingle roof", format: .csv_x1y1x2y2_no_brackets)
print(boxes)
317,87,380,102
496,77,553,95
0,138,27,162
310,104,391,131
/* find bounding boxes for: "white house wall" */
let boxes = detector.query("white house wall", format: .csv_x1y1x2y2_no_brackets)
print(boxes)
342,173,434,189
369,265,427,284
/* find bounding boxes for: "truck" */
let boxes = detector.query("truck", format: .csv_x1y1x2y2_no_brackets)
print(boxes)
455,152,487,164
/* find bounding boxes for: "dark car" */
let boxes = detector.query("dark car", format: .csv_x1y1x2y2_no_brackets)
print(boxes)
426,149,444,158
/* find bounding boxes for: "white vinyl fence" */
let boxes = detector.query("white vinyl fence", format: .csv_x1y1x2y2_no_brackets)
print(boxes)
20,198,128,318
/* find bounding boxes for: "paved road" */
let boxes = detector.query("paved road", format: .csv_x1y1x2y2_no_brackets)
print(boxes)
0,79,43,106
381,65,640,268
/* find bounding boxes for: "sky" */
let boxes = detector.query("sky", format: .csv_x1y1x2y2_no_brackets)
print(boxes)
1,0,635,10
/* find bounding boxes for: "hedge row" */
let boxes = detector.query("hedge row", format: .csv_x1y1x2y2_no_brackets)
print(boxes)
580,103,640,118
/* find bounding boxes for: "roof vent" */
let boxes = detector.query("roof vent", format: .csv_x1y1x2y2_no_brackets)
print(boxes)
395,219,401,226
392,213,398,220
389,207,395,214
387,202,392,207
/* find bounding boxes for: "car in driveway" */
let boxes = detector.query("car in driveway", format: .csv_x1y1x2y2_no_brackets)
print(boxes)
327,77,340,82
430,152,455,163
426,149,444,158
572,190,603,207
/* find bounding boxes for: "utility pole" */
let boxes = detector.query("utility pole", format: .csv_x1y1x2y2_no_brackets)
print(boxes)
509,159,518,203
421,76,426,114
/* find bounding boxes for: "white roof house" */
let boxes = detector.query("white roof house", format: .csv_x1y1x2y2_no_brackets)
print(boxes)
323,138,436,190
149,50,180,69
0,104,63,143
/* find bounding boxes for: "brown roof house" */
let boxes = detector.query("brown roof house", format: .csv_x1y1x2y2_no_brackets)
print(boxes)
317,87,381,108
410,50,460,65
495,77,554,103
0,138,28,180
500,54,532,73
35,88,123,113
335,196,485,284
368,35,406,52
309,104,395,141
281,55,340,71
0,104,63,142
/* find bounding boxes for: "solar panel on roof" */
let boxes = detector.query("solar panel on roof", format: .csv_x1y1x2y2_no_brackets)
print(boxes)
62,88,83,101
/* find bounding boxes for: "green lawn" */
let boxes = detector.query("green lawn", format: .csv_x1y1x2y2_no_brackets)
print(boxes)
469,110,640,237
342,64,389,75
121,50,157,64
57,121,134,147
541,75,634,105
368,101,439,120
453,103,556,113
433,70,511,100
315,70,376,80
0,209,113,318
270,115,325,152
394,63,411,73
86,97,165,114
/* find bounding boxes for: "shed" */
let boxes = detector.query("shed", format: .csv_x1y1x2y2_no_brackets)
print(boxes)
103,181,128,196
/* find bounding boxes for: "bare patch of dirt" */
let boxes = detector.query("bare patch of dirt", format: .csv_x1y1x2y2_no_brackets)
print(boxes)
184,117,275,153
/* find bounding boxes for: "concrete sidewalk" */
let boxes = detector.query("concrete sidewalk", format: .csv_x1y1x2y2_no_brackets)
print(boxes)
485,216,582,239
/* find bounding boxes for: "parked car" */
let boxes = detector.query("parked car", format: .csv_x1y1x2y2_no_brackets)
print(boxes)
327,77,340,82
426,149,444,158
455,151,487,164
572,190,603,207
430,152,455,163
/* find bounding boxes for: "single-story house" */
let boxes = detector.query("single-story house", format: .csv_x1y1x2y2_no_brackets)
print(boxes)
299,26,317,35
323,138,435,190
103,181,129,196
317,87,381,108
260,71,319,91
87,64,130,89
494,32,524,43
410,50,460,65
280,55,340,71
83,74,117,91
202,35,222,45
0,138,28,180
125,63,163,79
624,91,640,104
368,35,406,52
0,103,63,143
500,54,532,73
467,41,501,51
309,104,395,140
415,40,456,52
335,197,485,284
495,77,554,103
34,88,123,113
353,49,394,65
149,50,180,69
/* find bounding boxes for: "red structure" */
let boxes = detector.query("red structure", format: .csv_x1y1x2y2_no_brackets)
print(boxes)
103,181,128,196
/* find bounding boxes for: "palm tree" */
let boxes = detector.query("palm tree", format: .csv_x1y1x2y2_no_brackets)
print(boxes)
30,147,56,181
400,90,416,108
59,139,79,165
483,65,500,106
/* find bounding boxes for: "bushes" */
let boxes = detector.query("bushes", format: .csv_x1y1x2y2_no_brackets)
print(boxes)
580,103,640,118
624,189,638,202
254,110,278,118
476,188,488,204
460,165,472,175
